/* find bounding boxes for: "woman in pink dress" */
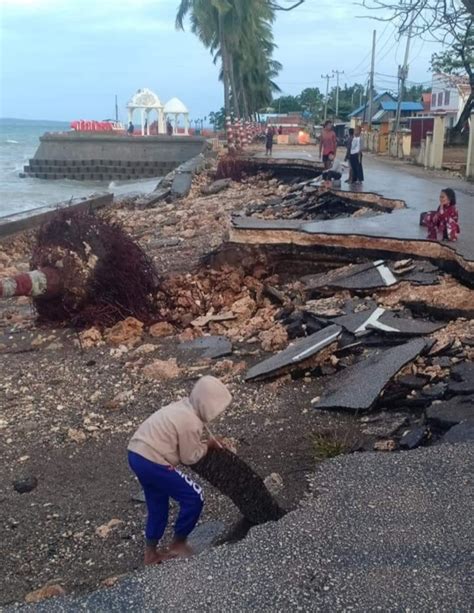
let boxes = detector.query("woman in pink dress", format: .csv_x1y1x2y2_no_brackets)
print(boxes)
425,188,460,241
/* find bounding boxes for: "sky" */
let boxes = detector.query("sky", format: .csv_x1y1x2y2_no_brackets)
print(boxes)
0,0,443,123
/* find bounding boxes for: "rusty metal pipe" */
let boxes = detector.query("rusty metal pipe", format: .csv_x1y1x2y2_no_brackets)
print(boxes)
0,267,63,299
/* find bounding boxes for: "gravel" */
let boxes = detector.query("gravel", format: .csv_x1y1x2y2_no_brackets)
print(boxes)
18,442,473,612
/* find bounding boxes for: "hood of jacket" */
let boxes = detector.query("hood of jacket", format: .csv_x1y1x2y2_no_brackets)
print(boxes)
189,375,232,423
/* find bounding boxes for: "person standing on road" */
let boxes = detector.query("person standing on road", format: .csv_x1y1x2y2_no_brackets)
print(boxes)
344,128,354,183
128,376,232,565
319,120,338,169
349,126,364,184
265,126,274,156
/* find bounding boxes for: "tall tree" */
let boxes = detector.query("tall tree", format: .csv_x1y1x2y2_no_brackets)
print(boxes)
361,0,473,130
177,0,295,120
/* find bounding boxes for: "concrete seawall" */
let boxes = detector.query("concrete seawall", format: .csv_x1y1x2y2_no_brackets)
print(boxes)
0,193,113,240
21,132,207,181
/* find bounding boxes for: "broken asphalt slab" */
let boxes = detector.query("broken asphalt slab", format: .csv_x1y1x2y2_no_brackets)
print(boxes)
178,336,233,360
302,260,398,292
441,420,474,445
313,338,426,412
331,306,444,337
245,324,342,381
426,395,474,428
27,443,473,612
230,209,474,284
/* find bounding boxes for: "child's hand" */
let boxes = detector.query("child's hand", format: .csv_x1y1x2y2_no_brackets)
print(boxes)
207,437,224,451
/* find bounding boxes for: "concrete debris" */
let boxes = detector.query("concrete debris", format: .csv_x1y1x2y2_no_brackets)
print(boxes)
258,324,288,352
78,327,103,348
332,306,444,337
95,518,124,539
450,362,474,382
247,188,403,222
426,396,474,428
187,520,226,555
179,336,233,360
263,472,284,495
191,312,236,328
441,420,474,444
373,439,397,451
201,178,232,195
399,426,429,450
149,322,175,337
245,324,342,381
142,358,181,380
303,295,349,317
104,317,144,348
303,261,398,292
67,428,87,443
377,276,474,320
360,412,408,437
314,338,426,412
397,374,430,389
24,584,66,604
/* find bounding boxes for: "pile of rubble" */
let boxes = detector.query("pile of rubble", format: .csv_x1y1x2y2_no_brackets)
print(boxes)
155,264,288,350
245,179,404,221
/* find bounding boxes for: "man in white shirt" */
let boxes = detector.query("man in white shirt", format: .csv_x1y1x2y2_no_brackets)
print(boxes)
349,126,364,184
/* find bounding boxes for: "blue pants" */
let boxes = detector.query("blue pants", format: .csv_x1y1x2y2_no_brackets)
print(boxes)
128,451,204,545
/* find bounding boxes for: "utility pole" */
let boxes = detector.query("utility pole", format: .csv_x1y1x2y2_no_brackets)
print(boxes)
367,29,376,129
394,20,413,134
332,69,344,119
321,73,334,122
114,95,119,123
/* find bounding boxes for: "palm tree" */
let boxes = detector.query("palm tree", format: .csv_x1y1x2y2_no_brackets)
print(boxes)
176,0,283,120
176,0,234,115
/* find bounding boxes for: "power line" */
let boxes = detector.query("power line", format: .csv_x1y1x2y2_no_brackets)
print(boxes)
321,73,334,121
368,29,377,129
346,21,391,77
332,69,344,117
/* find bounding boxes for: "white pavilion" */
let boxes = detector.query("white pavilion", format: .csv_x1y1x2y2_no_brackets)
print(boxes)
126,88,190,136
164,97,190,135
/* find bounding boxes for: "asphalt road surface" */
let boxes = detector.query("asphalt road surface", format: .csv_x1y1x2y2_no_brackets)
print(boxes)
20,441,473,612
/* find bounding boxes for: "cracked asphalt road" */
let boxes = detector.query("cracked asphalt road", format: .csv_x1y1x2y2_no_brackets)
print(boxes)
19,441,473,612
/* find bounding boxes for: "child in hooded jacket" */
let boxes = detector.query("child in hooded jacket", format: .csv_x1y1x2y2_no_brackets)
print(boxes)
128,376,232,565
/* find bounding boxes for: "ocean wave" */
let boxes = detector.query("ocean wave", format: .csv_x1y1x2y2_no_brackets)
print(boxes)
5,139,19,144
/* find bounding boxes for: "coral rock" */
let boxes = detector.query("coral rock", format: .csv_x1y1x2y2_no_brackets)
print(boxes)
105,317,144,347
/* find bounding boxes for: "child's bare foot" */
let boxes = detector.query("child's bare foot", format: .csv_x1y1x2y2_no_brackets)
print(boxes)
167,538,194,558
144,545,168,565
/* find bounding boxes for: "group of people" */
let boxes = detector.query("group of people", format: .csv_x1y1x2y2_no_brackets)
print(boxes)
126,119,174,136
319,120,364,184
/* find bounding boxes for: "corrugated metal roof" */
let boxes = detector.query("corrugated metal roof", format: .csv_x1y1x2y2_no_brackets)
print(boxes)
348,92,395,117
381,101,424,111
371,109,386,122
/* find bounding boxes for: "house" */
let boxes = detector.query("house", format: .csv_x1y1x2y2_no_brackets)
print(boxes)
348,91,396,123
348,91,424,124
372,100,424,123
265,112,308,135
431,73,470,127
421,92,432,116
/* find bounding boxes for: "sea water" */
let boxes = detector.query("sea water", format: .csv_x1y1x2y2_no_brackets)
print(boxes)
0,118,161,218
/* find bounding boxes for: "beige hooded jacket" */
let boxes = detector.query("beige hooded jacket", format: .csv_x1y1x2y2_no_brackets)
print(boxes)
128,376,232,466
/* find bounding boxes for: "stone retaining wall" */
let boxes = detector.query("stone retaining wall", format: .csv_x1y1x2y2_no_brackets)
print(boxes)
21,132,207,181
